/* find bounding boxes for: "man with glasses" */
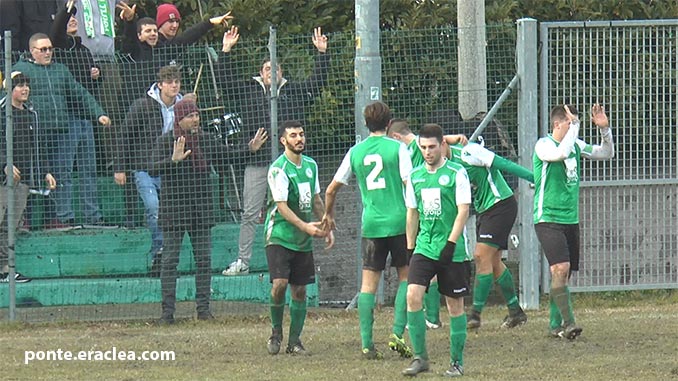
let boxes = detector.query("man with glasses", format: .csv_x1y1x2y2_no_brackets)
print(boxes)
13,33,111,229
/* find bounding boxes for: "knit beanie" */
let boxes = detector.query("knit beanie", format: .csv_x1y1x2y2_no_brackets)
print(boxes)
174,99,199,125
156,3,181,28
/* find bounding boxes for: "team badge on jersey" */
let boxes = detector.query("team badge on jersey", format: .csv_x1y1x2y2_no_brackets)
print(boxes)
305,168,313,178
438,175,450,186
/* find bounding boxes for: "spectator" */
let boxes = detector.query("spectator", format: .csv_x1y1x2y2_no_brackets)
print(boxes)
0,72,57,283
121,15,159,62
13,33,110,230
114,65,185,274
219,26,329,276
72,0,123,180
154,3,232,47
49,2,110,228
149,99,231,324
0,0,60,53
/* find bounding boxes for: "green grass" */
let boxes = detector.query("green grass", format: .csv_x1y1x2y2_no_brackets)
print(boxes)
1,292,677,380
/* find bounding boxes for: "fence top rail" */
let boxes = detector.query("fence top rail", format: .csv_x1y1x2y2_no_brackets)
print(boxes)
541,19,678,28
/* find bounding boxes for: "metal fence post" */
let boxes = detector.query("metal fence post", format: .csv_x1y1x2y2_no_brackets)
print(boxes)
4,31,16,320
269,26,279,161
516,18,540,310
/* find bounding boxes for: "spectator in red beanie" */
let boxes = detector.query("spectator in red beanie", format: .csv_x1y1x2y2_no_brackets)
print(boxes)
153,3,233,47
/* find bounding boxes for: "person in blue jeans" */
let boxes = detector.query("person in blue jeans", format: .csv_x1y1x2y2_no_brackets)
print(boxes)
115,65,185,274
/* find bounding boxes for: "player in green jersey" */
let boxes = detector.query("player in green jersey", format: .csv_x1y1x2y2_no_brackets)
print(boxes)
388,119,467,329
264,121,334,356
403,124,472,377
323,101,413,360
534,104,613,340
449,141,534,330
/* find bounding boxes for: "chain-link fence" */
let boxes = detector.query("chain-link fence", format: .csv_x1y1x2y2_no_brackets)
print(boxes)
1,23,520,321
539,20,678,291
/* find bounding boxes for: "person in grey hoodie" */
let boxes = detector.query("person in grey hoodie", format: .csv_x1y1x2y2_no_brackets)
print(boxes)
114,65,185,274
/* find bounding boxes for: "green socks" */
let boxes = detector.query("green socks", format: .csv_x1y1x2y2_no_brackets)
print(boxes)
550,286,574,326
407,309,428,360
449,314,467,365
270,295,285,331
358,292,376,349
424,282,441,325
288,299,307,346
393,282,408,336
472,273,493,313
549,297,562,330
496,268,520,310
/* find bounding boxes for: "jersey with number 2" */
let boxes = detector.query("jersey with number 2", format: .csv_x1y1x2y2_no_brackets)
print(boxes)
334,135,412,238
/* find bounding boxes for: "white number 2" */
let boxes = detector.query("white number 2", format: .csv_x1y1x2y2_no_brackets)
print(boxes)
364,154,385,190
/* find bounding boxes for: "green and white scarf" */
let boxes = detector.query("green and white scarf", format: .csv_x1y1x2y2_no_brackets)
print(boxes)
81,0,115,38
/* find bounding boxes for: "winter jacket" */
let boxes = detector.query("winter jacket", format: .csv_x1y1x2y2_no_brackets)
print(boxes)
0,100,51,188
13,57,106,134
149,131,231,228
115,84,183,173
157,21,213,47
216,52,329,167
49,6,101,119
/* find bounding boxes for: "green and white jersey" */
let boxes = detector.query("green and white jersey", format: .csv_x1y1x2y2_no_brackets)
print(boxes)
407,138,424,168
534,120,614,224
265,153,320,252
450,143,513,214
405,159,473,262
334,135,412,238
533,135,582,224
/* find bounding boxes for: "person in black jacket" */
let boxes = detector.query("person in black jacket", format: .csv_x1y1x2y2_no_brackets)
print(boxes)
218,26,329,276
48,1,108,228
0,72,56,283
116,1,232,61
115,65,188,272
150,98,230,324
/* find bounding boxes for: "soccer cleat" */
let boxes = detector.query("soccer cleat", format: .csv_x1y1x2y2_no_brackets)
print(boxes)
388,333,413,358
222,259,250,276
197,311,215,321
466,309,481,330
501,307,528,329
0,272,32,283
443,361,464,377
402,357,430,376
549,326,565,338
361,346,384,360
267,330,283,355
156,315,175,325
285,341,308,356
563,323,583,340
425,319,441,330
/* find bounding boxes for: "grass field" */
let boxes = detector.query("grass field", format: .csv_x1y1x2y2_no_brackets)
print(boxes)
1,291,677,381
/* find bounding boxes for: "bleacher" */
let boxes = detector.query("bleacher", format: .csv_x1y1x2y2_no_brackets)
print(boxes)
1,178,319,309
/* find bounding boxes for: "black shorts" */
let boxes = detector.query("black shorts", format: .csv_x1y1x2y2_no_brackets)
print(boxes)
265,245,315,285
408,254,471,298
476,196,518,250
362,234,410,271
534,223,580,271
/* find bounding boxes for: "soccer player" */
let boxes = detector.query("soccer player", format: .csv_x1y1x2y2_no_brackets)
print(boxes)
265,120,334,355
534,104,613,339
323,101,413,359
449,141,534,330
388,119,466,329
402,123,472,377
